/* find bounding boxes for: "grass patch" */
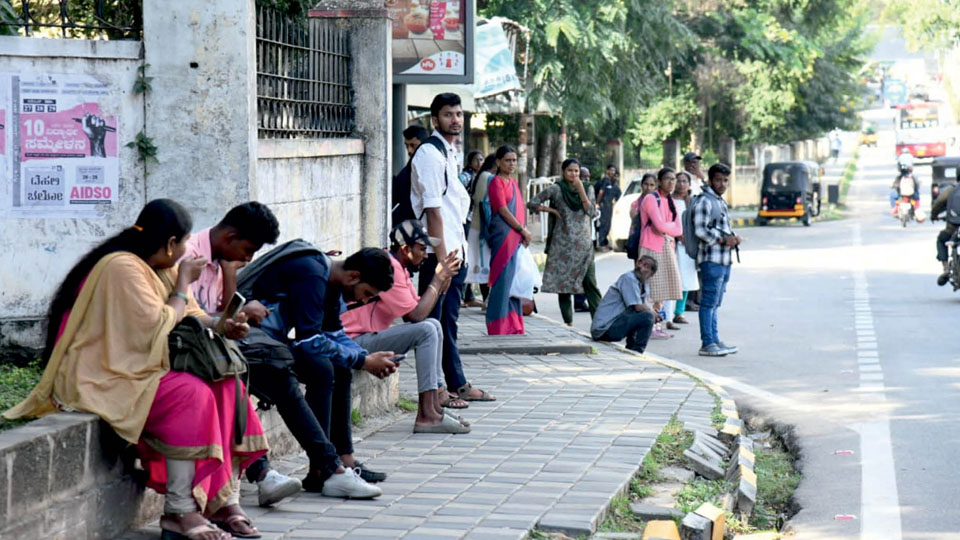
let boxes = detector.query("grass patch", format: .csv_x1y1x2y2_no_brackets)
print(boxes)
648,417,695,469
676,477,731,514
529,530,587,540
397,396,418,412
350,407,364,427
751,439,801,530
0,360,42,432
598,494,645,533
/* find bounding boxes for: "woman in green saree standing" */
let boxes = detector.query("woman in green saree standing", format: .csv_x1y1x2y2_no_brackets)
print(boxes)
527,158,602,326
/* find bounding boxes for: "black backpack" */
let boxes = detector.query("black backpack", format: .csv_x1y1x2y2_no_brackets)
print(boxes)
626,192,660,260
391,136,448,227
236,239,325,299
947,184,960,225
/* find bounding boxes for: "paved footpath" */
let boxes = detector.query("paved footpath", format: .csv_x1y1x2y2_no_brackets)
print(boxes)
119,310,718,540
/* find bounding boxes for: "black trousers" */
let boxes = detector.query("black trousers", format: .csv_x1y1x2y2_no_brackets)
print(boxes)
240,328,342,482
418,254,469,390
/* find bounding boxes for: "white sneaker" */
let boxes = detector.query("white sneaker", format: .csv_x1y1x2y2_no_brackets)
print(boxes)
321,467,382,499
257,469,302,507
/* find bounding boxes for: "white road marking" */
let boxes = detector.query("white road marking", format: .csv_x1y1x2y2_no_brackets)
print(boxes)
852,222,902,540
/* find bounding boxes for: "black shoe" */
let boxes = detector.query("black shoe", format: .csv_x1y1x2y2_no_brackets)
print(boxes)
301,472,325,493
937,272,950,286
354,462,387,483
574,304,590,313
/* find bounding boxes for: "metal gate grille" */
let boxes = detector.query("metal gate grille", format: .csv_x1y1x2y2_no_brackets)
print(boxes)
256,6,355,139
0,0,142,39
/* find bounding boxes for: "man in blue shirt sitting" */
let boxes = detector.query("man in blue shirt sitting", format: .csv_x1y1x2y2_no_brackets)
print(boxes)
590,255,658,353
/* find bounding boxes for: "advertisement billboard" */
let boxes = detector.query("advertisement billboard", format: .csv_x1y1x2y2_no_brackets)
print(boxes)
387,0,474,84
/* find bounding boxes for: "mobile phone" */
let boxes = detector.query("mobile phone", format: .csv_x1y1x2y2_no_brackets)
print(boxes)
216,291,246,334
392,354,406,364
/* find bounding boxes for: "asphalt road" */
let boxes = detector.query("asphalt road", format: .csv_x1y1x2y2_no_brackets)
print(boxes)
529,120,959,540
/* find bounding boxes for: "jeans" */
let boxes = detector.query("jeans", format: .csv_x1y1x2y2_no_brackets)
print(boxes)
240,329,342,482
597,209,613,247
698,261,732,347
592,310,655,352
290,349,354,458
418,255,469,390
353,320,443,394
558,260,602,324
937,224,957,262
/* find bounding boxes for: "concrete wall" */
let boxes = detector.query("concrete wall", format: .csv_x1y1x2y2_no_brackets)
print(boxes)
0,0,394,355
142,0,257,229
256,139,367,250
0,37,145,353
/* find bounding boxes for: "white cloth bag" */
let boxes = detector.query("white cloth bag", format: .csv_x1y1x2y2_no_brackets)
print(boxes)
509,245,542,300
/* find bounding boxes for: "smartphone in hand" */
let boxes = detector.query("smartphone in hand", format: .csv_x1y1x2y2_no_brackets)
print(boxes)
216,291,246,334
392,354,406,364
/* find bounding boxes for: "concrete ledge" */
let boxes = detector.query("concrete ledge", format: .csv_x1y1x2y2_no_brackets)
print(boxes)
0,36,142,59
257,138,365,159
1,371,397,540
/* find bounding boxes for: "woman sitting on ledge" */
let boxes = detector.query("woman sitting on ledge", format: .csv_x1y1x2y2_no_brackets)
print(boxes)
4,199,268,540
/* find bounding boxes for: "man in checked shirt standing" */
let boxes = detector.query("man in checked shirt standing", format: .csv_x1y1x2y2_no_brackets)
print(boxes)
693,163,742,357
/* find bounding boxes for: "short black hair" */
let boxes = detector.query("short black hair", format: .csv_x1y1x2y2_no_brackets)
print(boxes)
639,254,658,275
606,164,617,171
219,201,280,246
708,163,732,182
344,247,394,292
403,125,429,141
430,93,462,118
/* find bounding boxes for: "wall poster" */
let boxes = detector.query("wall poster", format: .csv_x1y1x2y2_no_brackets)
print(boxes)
387,0,475,84
0,72,119,218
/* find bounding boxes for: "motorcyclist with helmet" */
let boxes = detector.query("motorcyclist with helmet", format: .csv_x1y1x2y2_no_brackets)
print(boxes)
890,152,925,221
931,181,960,285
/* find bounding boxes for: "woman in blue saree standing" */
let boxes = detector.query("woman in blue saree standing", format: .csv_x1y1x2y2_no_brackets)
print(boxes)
485,145,530,335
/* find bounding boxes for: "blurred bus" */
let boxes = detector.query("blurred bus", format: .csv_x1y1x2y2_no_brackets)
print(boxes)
895,102,946,159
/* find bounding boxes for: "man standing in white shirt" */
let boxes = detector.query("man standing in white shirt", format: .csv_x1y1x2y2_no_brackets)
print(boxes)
410,93,496,407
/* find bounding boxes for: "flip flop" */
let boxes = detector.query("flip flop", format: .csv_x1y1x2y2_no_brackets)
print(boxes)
212,514,261,539
160,522,232,540
440,395,469,409
414,414,471,434
445,411,471,426
457,383,496,402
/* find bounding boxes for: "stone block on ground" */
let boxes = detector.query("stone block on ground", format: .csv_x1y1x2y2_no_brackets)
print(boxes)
694,432,729,457
719,418,743,443
693,503,725,540
660,465,695,483
720,493,735,512
593,533,644,539
680,512,712,540
737,434,755,453
691,440,725,464
721,408,738,419
732,533,780,540
642,520,681,540
736,477,758,517
683,449,724,481
630,503,684,521
726,460,755,483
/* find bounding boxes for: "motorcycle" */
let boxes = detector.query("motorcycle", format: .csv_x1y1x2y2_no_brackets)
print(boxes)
897,196,916,227
947,230,960,291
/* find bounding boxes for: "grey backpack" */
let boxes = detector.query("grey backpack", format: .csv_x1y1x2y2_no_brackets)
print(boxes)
681,193,724,260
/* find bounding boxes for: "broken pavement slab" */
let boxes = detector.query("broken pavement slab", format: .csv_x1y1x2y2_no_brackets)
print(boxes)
630,503,685,521
683,449,725,480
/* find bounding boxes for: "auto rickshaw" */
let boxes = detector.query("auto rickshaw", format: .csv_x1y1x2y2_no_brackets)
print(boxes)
859,124,878,147
930,156,960,211
757,161,824,227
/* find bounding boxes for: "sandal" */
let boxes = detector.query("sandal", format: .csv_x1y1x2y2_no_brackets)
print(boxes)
212,514,261,539
160,522,231,540
673,315,689,324
414,414,471,434
665,321,682,331
457,383,496,402
446,411,471,426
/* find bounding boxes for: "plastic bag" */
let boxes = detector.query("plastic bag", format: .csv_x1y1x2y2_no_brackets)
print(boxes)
509,245,542,300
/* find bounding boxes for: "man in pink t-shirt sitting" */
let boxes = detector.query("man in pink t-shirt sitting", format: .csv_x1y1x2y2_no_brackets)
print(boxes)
341,220,470,434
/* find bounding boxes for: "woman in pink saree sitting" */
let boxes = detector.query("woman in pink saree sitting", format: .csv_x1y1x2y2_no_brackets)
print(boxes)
4,199,268,540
